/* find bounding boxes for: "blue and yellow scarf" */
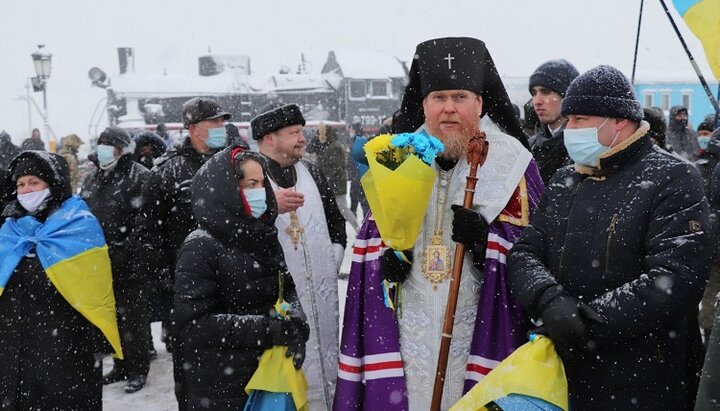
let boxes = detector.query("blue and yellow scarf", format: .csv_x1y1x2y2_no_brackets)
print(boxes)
0,195,123,358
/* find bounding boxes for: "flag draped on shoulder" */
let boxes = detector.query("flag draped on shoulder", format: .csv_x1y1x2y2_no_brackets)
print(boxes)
673,0,720,79
0,195,123,359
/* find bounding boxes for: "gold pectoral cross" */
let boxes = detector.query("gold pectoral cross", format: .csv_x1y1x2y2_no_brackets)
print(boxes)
286,210,304,250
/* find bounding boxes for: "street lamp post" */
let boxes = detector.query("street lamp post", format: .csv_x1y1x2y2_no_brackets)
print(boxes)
31,44,54,152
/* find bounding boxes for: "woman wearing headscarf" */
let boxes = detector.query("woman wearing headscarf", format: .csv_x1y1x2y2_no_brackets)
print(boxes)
0,151,122,410
174,145,309,410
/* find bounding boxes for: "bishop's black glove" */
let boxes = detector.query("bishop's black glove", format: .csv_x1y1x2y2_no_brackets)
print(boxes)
451,205,489,249
267,317,307,369
380,248,413,283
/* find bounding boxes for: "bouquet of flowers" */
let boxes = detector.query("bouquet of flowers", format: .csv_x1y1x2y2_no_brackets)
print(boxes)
361,131,444,251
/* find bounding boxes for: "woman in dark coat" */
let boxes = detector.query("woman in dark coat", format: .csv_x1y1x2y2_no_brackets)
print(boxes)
174,146,309,410
0,151,121,410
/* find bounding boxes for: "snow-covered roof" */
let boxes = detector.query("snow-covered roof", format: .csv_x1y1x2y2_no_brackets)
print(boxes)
269,74,331,92
329,50,405,79
111,71,273,97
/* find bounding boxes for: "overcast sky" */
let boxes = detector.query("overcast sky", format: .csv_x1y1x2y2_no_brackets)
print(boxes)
0,0,714,143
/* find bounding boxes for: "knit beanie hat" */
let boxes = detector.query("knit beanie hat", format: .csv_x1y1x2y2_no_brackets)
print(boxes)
561,65,644,122
528,59,580,97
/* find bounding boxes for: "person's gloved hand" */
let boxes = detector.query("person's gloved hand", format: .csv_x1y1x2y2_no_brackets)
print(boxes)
268,306,309,370
267,317,300,346
285,336,306,370
380,248,413,283
451,205,489,248
535,284,608,360
287,306,310,342
157,268,174,293
332,243,345,273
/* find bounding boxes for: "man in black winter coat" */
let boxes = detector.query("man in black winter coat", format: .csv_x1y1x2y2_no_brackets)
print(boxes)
666,105,700,161
141,97,231,410
81,126,153,393
699,127,720,348
20,128,45,151
528,59,579,184
508,65,710,410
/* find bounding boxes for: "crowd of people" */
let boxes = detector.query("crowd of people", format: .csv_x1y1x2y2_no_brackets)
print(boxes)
0,35,718,411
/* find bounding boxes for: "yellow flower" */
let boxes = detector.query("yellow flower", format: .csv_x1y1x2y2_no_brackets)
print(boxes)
363,134,394,157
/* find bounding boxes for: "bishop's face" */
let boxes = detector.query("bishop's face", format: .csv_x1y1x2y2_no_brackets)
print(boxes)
422,89,483,160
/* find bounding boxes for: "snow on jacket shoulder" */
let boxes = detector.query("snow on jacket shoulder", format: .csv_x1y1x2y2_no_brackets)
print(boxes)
509,126,710,407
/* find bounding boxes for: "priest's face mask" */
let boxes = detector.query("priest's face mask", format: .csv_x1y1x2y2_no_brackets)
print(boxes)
422,89,483,160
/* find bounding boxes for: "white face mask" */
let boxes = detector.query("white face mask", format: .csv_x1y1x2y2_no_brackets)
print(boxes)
17,188,51,212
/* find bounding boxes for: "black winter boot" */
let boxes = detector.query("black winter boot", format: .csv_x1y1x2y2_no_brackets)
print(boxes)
102,366,128,385
124,373,147,393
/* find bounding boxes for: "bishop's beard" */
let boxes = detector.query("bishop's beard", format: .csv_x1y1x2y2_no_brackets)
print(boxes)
436,131,474,160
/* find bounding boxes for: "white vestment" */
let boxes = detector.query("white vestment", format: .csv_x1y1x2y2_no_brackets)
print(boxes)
271,161,339,411
399,118,531,410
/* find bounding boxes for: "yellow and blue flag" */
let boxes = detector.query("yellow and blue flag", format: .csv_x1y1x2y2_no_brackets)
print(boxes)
451,335,568,411
0,195,123,359
673,0,720,79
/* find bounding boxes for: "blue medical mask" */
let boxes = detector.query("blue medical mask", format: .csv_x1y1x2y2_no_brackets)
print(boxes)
96,144,117,167
206,127,227,149
698,136,711,150
563,117,616,167
244,188,267,218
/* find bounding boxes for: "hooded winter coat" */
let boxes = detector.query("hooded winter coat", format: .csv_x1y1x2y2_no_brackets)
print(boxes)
0,151,105,410
174,146,304,410
667,105,700,161
509,124,710,410
133,131,166,170
530,123,572,184
0,131,20,172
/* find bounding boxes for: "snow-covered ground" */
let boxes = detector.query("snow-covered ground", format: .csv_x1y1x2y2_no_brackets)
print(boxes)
103,220,358,410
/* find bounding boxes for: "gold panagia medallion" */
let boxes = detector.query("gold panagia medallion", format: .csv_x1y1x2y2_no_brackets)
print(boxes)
422,233,451,289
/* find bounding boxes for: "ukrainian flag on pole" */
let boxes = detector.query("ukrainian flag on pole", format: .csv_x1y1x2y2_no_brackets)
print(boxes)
673,0,720,79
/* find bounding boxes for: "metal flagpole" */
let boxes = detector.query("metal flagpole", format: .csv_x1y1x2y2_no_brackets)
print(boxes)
631,0,645,85
658,0,720,116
